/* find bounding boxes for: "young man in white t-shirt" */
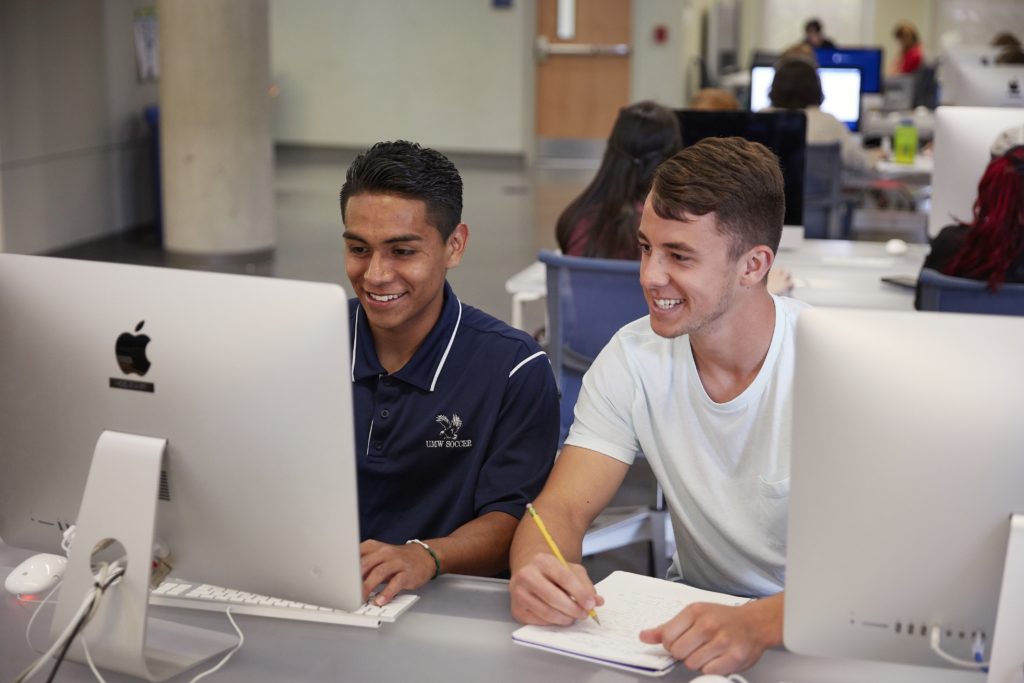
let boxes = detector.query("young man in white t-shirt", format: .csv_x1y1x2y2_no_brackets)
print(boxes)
509,136,809,676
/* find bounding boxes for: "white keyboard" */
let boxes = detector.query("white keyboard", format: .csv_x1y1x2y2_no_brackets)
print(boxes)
150,578,418,629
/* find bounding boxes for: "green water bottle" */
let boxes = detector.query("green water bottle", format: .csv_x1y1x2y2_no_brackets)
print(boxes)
893,119,918,165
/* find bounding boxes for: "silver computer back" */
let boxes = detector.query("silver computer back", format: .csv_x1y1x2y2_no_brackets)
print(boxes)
0,254,362,610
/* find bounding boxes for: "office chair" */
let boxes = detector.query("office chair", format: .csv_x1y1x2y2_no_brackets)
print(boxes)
539,250,673,578
917,268,1024,316
803,142,843,239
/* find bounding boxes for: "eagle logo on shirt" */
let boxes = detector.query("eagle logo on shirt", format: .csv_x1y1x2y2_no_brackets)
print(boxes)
427,413,472,449
435,413,462,439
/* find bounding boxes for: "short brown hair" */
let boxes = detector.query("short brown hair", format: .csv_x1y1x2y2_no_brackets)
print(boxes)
651,137,785,257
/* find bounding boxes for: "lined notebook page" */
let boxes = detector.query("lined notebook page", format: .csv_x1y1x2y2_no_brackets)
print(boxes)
512,571,750,676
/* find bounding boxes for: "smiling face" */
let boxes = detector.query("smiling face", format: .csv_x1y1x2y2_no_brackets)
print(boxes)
343,193,467,344
637,197,747,340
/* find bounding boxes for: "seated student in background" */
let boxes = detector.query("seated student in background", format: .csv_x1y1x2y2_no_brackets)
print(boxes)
689,88,739,111
558,100,792,294
915,145,1024,308
556,101,681,259
340,140,560,604
802,18,836,50
510,137,808,676
768,57,880,173
890,21,924,74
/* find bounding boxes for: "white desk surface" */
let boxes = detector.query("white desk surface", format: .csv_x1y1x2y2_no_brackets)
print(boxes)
506,240,929,327
0,544,982,683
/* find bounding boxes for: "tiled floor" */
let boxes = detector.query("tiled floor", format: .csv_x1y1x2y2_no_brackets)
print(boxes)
50,145,661,580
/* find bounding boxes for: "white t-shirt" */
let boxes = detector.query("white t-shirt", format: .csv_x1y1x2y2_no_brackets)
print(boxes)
565,295,809,597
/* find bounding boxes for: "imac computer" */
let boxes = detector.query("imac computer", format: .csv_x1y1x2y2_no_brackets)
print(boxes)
676,109,806,245
813,46,884,94
0,254,362,680
750,64,863,132
940,61,1024,107
929,106,1024,238
786,308,1024,681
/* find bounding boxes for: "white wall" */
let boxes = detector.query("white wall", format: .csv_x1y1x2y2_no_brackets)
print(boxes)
632,0,688,108
0,0,158,255
270,0,531,154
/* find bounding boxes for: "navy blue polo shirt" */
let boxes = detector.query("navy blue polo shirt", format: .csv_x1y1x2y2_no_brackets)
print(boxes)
349,282,559,545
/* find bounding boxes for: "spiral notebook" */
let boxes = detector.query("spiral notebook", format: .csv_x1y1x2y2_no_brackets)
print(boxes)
512,571,750,677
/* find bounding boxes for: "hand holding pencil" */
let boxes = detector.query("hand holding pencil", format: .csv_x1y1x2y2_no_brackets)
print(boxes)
526,503,601,625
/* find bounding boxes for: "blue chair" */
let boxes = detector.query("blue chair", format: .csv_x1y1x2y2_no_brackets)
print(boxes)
539,250,647,443
918,268,1024,316
803,142,843,239
539,250,673,577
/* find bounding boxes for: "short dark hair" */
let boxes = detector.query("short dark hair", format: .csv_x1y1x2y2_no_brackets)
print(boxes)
805,19,823,34
339,140,463,240
651,137,785,257
769,57,824,109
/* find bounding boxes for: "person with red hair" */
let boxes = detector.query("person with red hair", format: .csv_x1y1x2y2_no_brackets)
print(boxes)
915,145,1024,308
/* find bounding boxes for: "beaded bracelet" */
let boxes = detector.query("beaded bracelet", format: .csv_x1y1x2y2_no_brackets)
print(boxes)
405,539,440,580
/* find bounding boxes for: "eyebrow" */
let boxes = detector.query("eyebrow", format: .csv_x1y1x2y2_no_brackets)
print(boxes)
637,230,698,254
342,231,424,244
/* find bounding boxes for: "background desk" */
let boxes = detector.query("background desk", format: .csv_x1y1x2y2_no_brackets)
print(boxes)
505,240,930,330
1,544,980,683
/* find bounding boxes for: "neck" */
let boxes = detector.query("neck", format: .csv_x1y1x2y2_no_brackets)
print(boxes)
689,289,777,403
369,292,446,375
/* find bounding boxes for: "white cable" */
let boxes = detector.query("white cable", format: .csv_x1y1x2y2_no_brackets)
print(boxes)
81,638,109,683
187,608,245,683
24,579,63,654
929,626,988,669
11,584,98,683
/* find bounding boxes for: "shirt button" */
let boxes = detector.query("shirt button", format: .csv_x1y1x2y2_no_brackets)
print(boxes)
380,409,390,419
382,377,393,386
373,441,383,450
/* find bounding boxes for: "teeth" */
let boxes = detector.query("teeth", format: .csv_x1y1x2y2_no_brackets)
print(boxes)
654,298,682,310
368,293,403,302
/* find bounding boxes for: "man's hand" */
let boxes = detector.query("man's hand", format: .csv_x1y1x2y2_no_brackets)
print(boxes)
638,593,783,675
359,539,436,605
509,552,604,626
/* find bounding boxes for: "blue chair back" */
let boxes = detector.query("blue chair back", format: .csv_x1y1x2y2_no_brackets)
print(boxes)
539,250,648,443
803,142,842,239
918,268,1024,316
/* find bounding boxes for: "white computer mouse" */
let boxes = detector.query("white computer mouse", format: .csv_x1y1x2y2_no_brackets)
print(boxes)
885,238,908,256
4,553,67,596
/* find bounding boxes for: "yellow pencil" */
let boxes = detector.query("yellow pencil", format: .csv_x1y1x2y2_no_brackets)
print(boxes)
526,503,601,625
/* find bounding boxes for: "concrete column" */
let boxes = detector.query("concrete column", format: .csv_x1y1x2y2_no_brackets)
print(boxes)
158,0,274,260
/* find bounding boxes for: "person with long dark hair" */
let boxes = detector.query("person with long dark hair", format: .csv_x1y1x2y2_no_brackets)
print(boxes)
556,101,681,259
916,145,1024,308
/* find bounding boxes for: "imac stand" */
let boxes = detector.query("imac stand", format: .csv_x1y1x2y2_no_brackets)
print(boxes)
988,513,1024,683
51,430,237,682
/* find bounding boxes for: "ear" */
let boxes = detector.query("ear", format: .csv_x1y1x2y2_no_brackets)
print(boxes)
738,244,775,287
444,223,469,269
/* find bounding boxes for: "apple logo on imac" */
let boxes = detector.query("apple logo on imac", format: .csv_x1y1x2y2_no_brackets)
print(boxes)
116,321,151,376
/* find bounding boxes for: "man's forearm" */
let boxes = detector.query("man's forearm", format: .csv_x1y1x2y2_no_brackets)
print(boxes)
421,510,519,577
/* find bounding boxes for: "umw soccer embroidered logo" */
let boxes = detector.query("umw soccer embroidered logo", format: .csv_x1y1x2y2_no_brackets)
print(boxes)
426,413,473,449
436,413,462,439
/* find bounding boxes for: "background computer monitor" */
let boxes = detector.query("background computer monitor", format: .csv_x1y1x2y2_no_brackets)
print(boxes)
0,254,362,675
929,106,1024,237
786,308,1024,672
676,109,806,229
940,62,1024,107
813,46,884,94
750,65,863,131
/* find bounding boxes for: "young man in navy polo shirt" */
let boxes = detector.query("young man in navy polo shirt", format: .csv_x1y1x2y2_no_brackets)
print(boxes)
339,140,559,606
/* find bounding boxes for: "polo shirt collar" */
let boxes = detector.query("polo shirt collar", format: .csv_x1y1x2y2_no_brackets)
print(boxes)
350,281,463,392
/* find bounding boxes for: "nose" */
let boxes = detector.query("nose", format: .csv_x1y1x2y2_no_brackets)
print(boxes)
364,252,392,285
639,251,668,290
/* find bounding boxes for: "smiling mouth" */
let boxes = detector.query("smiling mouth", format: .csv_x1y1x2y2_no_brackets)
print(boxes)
367,292,406,303
653,298,682,310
